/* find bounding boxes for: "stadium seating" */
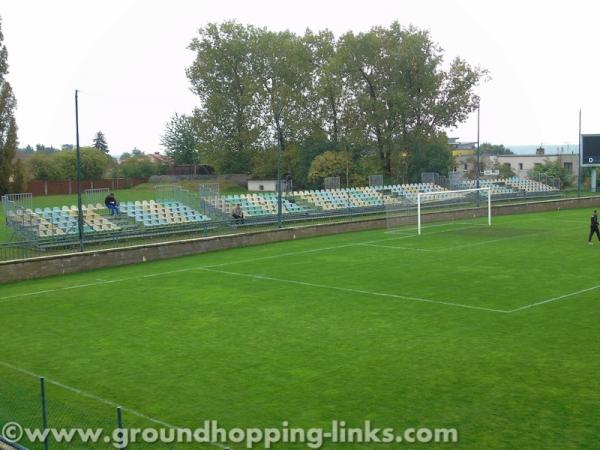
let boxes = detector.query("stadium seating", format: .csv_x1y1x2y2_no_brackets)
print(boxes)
504,177,558,193
120,200,211,227
457,177,558,195
7,208,65,237
4,178,559,240
219,193,307,217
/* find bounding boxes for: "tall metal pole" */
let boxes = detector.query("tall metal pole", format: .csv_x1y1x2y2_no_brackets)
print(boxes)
275,98,283,229
40,377,49,450
75,90,84,251
476,103,480,188
578,109,582,197
276,135,283,229
476,102,481,206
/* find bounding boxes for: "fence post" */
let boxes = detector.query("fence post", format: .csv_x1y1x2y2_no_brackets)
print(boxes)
116,407,125,449
40,377,49,450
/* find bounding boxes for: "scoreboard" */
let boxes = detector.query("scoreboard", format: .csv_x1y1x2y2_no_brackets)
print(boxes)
581,134,600,166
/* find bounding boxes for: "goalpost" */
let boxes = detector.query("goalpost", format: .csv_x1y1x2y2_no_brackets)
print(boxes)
417,187,491,235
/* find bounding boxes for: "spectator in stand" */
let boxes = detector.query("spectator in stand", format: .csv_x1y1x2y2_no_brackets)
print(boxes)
104,192,120,215
232,203,244,224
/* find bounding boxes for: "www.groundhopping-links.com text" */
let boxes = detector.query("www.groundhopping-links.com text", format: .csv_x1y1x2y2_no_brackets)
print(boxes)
2,420,458,448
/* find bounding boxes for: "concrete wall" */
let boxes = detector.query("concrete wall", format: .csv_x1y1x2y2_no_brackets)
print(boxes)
2,196,599,283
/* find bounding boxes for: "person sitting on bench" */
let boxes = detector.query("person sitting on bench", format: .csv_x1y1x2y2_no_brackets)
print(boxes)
232,204,244,224
104,192,120,215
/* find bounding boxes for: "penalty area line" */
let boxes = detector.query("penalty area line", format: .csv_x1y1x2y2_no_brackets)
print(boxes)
0,225,496,304
357,243,434,252
508,284,600,313
196,267,511,314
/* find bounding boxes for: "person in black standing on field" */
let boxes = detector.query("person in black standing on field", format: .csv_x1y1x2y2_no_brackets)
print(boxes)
589,210,600,244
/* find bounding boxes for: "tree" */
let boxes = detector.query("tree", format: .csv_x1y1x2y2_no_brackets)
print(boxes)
530,159,572,187
0,16,18,195
92,131,108,153
253,29,314,161
25,148,111,180
337,23,485,175
26,153,65,180
188,22,266,172
118,157,165,178
19,145,34,154
34,144,56,153
185,21,485,179
120,152,131,161
161,114,199,164
308,150,351,186
302,30,349,147
479,142,513,155
407,137,453,182
12,158,26,192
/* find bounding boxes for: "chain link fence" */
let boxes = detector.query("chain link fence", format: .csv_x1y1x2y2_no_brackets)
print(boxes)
0,364,220,449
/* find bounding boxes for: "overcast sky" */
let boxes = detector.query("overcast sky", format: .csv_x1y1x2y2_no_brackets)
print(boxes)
2,0,599,156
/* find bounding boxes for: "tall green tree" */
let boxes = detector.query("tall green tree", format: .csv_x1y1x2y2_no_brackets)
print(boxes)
188,22,266,172
12,158,26,192
161,113,199,164
479,142,513,155
26,148,111,180
303,30,352,148
0,16,18,195
252,29,313,179
92,131,108,153
337,23,485,175
308,150,352,186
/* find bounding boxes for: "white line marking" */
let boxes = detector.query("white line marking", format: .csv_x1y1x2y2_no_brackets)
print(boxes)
202,243,359,269
358,243,434,252
0,225,475,303
364,226,480,245
0,269,198,304
0,361,229,449
4,229,474,303
196,267,510,314
2,220,588,314
508,284,600,313
383,221,483,234
439,230,551,252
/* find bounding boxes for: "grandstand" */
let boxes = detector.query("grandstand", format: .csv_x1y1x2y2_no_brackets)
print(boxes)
120,200,211,226
2,178,560,244
456,177,559,197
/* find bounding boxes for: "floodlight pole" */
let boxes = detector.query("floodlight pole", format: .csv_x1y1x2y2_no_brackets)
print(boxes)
476,103,481,207
577,109,582,197
275,98,284,229
75,90,84,251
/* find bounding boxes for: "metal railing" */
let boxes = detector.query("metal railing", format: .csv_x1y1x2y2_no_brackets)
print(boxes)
0,183,573,264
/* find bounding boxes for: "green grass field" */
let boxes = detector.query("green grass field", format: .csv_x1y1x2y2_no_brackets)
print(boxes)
2,208,600,449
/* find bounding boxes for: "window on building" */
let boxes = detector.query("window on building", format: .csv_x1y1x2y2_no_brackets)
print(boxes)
564,162,573,172
518,163,523,170
463,164,468,171
534,163,542,168
503,162,511,168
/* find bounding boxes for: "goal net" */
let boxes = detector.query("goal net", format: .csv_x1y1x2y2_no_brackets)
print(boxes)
385,187,491,235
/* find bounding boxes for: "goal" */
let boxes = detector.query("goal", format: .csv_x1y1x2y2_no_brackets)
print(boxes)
417,188,491,235
385,187,491,235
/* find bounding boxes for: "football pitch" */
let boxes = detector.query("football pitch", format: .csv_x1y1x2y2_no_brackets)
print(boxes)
1,208,600,449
